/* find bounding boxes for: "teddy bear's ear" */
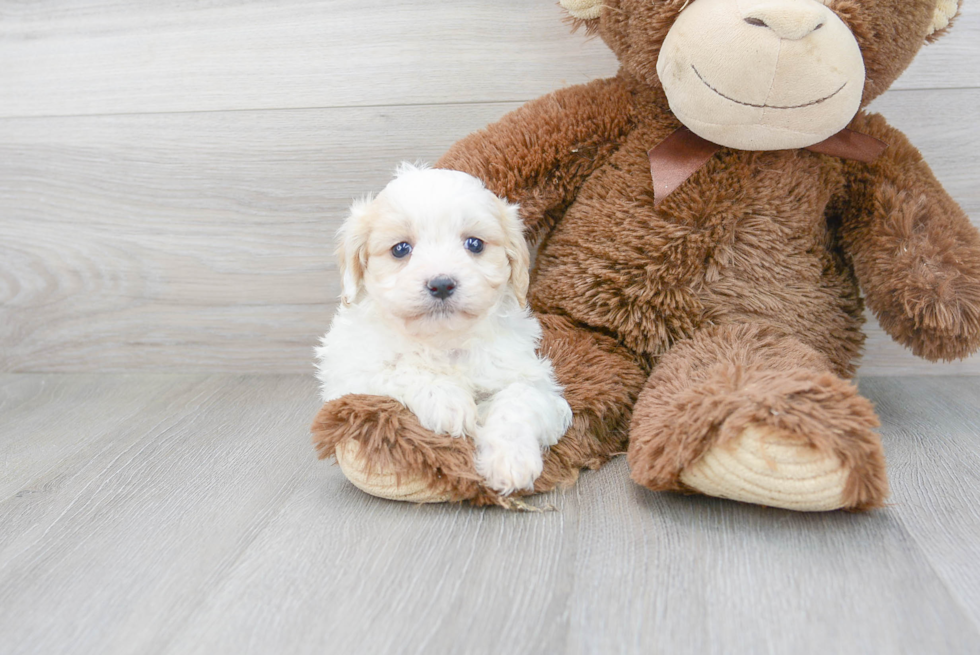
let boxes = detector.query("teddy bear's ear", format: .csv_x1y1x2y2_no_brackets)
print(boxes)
558,0,603,21
926,0,960,41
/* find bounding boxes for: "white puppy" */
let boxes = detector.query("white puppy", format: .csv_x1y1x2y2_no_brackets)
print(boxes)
316,164,572,495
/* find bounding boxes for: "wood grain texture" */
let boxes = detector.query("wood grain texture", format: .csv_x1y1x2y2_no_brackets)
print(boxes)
0,0,615,118
0,374,324,655
0,0,977,374
0,103,520,373
1,374,979,654
1,0,975,119
566,460,979,655
860,377,980,623
1,90,977,374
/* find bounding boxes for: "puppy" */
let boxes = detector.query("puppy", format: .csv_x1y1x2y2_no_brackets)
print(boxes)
316,164,572,495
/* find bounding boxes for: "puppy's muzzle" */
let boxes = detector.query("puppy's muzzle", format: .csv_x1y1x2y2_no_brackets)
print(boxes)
426,276,457,300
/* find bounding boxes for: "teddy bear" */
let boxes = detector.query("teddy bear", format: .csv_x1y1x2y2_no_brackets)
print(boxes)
312,0,980,511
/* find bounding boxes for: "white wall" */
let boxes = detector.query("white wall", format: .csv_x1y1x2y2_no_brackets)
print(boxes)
1,1,977,374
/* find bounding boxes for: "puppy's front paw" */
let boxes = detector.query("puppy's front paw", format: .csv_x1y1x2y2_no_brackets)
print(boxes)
408,385,478,437
474,433,544,496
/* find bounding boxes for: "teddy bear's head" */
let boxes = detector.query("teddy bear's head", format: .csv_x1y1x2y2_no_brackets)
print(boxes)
560,0,960,150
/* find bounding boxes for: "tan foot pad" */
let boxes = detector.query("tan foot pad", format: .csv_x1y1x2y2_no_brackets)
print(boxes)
678,424,849,511
334,440,452,504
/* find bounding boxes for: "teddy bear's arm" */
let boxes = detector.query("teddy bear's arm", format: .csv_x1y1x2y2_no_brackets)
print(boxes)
837,112,980,361
436,77,635,243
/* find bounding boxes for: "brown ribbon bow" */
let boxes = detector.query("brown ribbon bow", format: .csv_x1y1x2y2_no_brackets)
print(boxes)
648,127,888,206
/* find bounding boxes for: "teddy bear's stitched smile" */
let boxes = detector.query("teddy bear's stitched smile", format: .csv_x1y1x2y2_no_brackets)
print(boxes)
690,64,847,110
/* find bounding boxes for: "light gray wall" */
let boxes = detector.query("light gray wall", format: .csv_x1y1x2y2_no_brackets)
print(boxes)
1,0,977,374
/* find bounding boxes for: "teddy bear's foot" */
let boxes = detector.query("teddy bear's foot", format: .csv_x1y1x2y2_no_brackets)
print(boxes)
311,394,501,506
313,395,579,508
678,423,851,511
334,437,553,510
333,439,453,503
628,324,890,511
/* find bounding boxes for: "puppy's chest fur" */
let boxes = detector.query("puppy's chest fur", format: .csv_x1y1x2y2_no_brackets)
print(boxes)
317,298,545,403
385,345,502,394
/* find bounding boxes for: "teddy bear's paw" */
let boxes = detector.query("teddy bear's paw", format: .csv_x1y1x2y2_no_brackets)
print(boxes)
678,423,853,511
334,439,453,504
900,290,980,362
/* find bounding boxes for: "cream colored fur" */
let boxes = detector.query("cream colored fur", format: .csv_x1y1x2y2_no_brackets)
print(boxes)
657,0,865,150
561,0,955,149
929,0,959,34
558,0,603,20
318,165,572,495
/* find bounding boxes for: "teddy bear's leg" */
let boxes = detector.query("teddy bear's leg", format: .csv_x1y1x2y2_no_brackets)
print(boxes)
311,314,647,505
311,395,493,504
626,324,888,511
532,314,649,492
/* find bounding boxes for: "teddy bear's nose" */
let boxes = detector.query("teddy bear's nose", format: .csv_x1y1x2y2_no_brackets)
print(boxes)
742,0,828,40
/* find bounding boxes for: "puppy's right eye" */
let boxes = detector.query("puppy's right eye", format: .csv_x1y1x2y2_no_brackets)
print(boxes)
391,242,413,258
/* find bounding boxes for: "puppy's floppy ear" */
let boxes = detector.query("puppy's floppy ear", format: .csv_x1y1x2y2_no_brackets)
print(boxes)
496,198,531,307
337,197,373,306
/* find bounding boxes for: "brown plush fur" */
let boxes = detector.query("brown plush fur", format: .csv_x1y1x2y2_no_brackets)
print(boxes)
311,395,505,506
315,0,978,510
626,324,889,510
839,112,980,361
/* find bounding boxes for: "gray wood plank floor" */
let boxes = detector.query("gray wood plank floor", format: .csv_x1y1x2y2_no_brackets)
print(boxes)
1,374,979,654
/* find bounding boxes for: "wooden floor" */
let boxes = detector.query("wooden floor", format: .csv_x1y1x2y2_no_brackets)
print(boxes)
2,374,978,654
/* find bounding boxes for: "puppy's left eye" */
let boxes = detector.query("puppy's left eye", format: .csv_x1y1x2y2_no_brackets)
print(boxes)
464,237,484,254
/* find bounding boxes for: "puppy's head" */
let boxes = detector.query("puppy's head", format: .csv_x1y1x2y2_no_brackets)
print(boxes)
337,164,529,339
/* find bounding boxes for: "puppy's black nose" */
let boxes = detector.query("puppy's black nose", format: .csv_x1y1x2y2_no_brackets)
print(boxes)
427,276,456,300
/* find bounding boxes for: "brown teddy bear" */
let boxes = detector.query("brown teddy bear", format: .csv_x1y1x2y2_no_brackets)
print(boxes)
312,0,980,511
